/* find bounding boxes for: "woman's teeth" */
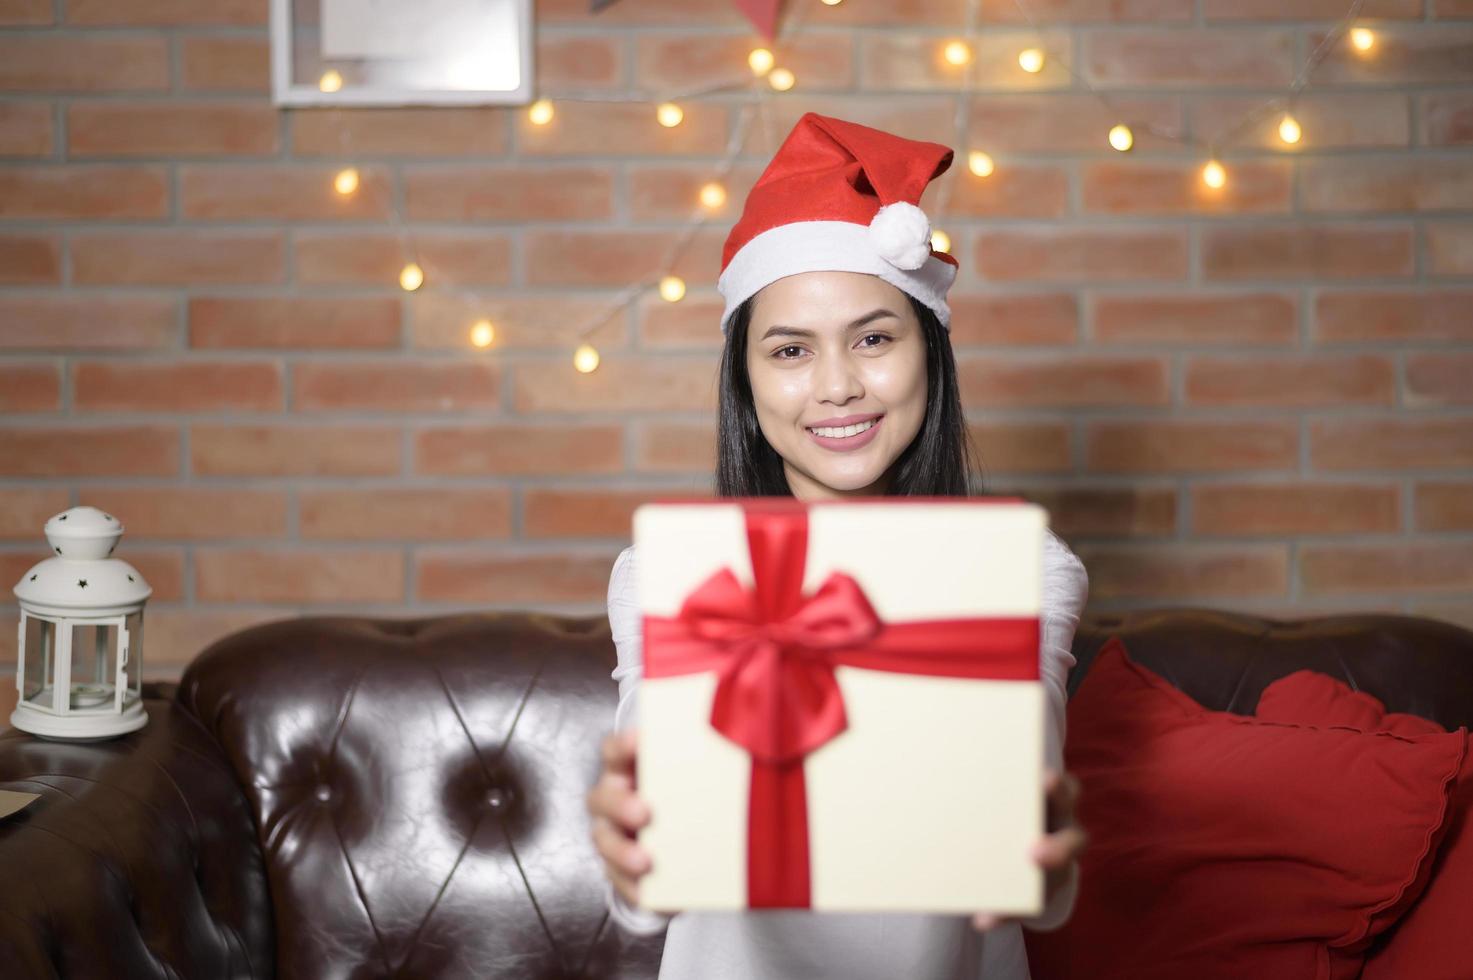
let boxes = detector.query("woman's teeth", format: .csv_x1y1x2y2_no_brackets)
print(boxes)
809,418,878,438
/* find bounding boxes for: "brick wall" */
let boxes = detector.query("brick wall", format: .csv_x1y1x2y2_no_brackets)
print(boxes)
1,0,1471,712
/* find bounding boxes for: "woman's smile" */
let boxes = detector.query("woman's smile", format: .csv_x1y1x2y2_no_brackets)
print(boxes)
806,413,885,452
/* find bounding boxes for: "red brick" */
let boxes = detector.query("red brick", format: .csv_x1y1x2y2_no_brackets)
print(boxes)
514,357,716,413
1193,93,1409,150
1422,92,1473,145
635,421,718,473
1183,354,1395,407
975,227,1189,282
1202,224,1413,280
299,489,513,540
410,294,622,351
1436,0,1473,16
0,295,177,350
189,296,400,349
404,165,614,222
180,165,393,220
1405,352,1473,406
971,422,1074,475
195,549,404,603
1204,0,1418,17
73,231,285,285
0,36,168,91
525,488,707,538
0,0,51,25
1193,482,1401,535
415,549,613,604
634,292,735,351
0,233,60,284
291,107,510,157
536,0,755,26
1005,485,1177,537
1094,292,1297,346
414,424,624,476
957,355,1170,407
294,232,513,286
0,166,168,220
1311,27,1473,85
1072,543,1290,598
0,426,178,476
627,164,761,222
1416,481,1473,531
1301,159,1473,213
66,0,264,24
1087,420,1299,473
0,488,70,538
966,94,1183,152
0,362,59,412
536,33,622,89
0,102,52,156
939,164,1071,219
1426,224,1473,277
85,488,287,539
1301,541,1473,595
1086,29,1294,87
1311,418,1473,470
190,424,401,476
738,97,961,154
0,547,181,601
67,103,278,157
515,100,728,156
638,32,851,90
1082,160,1291,214
976,0,1192,22
73,360,283,413
131,608,289,668
861,32,1073,90
180,34,269,92
1314,289,1473,343
526,228,724,287
292,361,501,413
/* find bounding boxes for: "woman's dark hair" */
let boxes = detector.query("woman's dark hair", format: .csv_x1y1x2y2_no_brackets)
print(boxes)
715,289,985,498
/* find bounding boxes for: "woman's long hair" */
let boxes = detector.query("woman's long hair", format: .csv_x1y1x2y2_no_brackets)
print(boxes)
715,290,985,498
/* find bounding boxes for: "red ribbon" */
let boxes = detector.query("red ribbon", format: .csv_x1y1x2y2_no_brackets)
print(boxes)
642,506,1039,907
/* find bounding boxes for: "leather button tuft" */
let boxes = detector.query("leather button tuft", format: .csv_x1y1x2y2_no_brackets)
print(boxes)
485,787,509,811
314,784,332,803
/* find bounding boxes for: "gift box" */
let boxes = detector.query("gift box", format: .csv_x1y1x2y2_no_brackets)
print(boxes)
631,495,1048,915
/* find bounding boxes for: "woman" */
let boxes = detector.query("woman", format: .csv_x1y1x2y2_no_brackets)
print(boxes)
586,112,1090,980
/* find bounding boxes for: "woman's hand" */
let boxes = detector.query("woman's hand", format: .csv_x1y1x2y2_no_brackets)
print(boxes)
971,767,1087,932
586,727,654,906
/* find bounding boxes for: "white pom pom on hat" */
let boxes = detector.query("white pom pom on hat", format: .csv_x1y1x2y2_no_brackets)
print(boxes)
715,112,959,336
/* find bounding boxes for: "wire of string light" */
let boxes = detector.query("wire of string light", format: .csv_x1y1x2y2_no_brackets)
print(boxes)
319,0,1382,372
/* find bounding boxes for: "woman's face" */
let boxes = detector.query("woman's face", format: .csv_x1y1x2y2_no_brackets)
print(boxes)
745,270,929,501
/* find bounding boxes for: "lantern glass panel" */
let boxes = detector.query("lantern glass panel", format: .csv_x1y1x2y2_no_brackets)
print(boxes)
69,622,120,710
22,615,56,709
124,610,143,699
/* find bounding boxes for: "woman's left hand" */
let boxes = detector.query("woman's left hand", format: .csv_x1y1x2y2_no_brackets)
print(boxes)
971,767,1087,932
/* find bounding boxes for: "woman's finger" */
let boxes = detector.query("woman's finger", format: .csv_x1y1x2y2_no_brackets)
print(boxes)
1031,825,1089,868
586,774,651,834
601,729,638,774
592,814,654,878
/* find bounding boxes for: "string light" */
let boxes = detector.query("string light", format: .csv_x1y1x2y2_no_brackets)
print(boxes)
944,41,972,66
1350,27,1375,51
699,182,727,209
1202,159,1227,189
333,167,359,195
930,229,951,254
1108,124,1134,152
657,102,684,127
659,275,687,302
318,70,343,93
470,319,495,348
768,67,796,91
748,48,775,75
1017,48,1045,73
399,263,424,292
528,98,554,125
968,150,994,177
573,343,601,373
1278,113,1302,144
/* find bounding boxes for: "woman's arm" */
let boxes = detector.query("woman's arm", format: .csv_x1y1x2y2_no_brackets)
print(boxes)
602,545,675,936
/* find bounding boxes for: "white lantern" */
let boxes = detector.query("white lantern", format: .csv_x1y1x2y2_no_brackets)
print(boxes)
10,505,151,740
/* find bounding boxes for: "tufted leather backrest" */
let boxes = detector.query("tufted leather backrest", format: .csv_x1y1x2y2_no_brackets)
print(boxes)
174,612,665,979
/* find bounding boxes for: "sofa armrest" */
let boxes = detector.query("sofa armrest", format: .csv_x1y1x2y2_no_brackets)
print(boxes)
0,684,275,978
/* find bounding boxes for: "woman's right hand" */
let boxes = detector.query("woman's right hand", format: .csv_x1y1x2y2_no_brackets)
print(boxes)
587,727,654,906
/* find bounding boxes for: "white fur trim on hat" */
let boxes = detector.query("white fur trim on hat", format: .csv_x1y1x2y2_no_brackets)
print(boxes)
868,201,933,270
717,219,957,336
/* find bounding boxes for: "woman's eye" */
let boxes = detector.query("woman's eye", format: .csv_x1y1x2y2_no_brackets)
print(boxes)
775,345,804,360
859,333,891,348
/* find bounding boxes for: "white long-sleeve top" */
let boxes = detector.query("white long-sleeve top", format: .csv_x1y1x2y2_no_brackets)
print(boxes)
602,527,1090,980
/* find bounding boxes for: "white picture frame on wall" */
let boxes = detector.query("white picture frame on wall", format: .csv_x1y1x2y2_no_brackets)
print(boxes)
270,0,535,107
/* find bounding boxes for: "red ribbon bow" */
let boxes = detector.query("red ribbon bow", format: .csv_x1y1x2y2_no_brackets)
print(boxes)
643,507,1039,907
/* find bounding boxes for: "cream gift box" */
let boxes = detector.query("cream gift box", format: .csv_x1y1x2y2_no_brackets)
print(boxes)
631,495,1048,915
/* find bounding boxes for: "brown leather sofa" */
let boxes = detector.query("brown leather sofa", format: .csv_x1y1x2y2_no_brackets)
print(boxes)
2,608,1470,978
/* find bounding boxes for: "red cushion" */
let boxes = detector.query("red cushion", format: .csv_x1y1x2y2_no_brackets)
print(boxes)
1254,669,1473,980
1024,637,1467,980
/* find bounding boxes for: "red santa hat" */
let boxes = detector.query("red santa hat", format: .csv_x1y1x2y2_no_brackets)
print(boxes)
716,111,960,336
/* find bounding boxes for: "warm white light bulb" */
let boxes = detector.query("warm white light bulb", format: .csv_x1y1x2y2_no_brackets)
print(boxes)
1202,159,1227,189
657,102,683,128
944,41,971,66
528,99,554,126
659,275,686,302
1350,28,1375,52
968,150,994,177
699,182,727,209
1278,114,1302,144
1018,48,1045,73
470,319,495,348
573,343,600,373
748,48,775,75
333,168,359,195
768,67,795,91
1108,124,1134,152
399,262,424,292
930,230,951,254
319,70,343,93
